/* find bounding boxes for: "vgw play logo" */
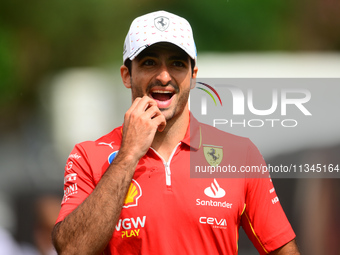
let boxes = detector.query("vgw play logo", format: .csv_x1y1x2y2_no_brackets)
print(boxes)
195,81,312,128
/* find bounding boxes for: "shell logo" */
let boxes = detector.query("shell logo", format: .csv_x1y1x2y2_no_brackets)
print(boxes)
123,179,142,208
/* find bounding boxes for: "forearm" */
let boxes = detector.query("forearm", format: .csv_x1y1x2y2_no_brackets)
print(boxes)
269,239,300,255
52,96,166,254
52,153,138,255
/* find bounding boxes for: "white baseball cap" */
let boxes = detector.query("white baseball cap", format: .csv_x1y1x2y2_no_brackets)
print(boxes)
123,10,197,64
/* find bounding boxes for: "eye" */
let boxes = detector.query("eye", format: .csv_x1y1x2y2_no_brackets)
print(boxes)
143,59,156,66
172,61,186,67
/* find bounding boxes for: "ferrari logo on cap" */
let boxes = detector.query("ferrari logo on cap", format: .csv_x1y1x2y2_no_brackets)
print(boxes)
203,145,223,167
155,16,169,31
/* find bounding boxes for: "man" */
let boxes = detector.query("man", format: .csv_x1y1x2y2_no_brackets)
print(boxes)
52,10,300,254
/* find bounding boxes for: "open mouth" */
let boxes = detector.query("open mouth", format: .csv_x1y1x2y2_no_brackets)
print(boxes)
151,90,174,101
150,90,175,108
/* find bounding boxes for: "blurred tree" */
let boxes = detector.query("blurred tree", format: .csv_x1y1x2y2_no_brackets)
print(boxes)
295,0,340,50
0,0,339,130
0,0,141,129
0,25,17,112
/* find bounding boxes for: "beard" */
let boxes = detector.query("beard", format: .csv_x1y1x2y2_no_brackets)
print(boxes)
130,78,192,122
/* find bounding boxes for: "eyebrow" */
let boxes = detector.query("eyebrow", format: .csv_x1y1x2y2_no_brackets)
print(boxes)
136,51,158,60
169,55,190,62
136,51,189,62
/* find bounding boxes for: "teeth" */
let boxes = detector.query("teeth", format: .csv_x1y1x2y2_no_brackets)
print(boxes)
152,90,173,94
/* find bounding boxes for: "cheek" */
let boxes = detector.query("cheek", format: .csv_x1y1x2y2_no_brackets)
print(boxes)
177,85,191,105
130,79,147,99
131,86,141,98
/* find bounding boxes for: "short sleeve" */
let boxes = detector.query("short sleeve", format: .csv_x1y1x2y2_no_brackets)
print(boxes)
55,143,96,223
241,141,295,254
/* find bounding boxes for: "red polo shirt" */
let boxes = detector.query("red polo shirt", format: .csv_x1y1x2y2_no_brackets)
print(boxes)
56,115,295,254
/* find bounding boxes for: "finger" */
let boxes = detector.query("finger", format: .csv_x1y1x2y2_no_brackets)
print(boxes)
137,101,166,131
125,96,154,124
125,97,143,117
152,114,166,132
135,96,158,112
143,105,162,119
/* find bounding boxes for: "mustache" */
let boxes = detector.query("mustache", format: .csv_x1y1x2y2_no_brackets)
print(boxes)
146,81,179,94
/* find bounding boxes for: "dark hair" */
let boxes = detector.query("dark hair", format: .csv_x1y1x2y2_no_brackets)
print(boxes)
124,59,132,75
123,58,196,76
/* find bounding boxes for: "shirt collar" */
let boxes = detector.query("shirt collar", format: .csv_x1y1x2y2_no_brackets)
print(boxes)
181,112,202,151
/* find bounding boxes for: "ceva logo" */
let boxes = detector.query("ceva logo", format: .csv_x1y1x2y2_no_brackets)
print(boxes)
123,179,142,208
204,179,226,198
199,217,227,226
199,217,227,229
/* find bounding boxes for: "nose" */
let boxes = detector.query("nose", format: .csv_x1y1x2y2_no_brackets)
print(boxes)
156,66,171,85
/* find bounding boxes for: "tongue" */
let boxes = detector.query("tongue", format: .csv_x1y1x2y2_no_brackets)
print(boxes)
152,93,171,101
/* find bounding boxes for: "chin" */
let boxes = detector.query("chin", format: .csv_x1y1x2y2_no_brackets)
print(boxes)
160,110,172,121
162,107,187,122
157,108,172,120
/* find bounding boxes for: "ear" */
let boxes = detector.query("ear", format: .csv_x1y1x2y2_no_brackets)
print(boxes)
120,65,131,89
190,66,198,89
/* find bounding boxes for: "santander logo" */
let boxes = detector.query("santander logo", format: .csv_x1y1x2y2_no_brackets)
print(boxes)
204,179,226,198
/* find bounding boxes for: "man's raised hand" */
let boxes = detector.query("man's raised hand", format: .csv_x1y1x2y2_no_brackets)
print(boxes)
120,96,166,161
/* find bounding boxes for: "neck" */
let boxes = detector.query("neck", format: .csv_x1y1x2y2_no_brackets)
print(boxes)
151,107,189,161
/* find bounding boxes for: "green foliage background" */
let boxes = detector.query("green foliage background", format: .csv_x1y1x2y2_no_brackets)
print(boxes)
0,0,339,129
